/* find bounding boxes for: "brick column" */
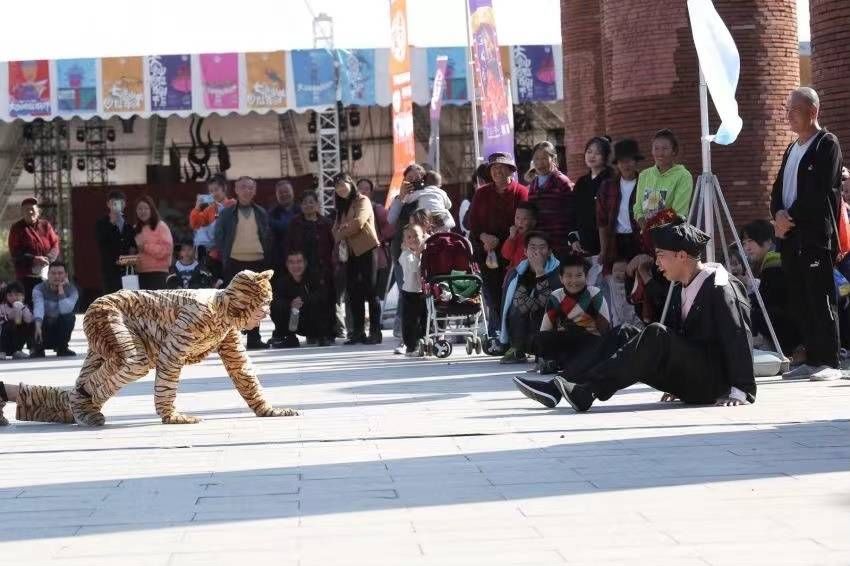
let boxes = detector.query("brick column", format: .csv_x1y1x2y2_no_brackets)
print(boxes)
561,0,606,177
811,0,850,149
597,0,798,227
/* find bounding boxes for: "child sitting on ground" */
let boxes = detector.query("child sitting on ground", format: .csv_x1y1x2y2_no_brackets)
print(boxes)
399,223,428,357
166,242,216,290
501,202,539,271
0,281,34,359
536,255,611,374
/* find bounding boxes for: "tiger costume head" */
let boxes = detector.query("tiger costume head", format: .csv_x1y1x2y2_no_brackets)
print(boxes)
220,270,274,329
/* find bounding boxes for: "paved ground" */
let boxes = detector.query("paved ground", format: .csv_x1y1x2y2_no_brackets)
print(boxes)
1,317,849,565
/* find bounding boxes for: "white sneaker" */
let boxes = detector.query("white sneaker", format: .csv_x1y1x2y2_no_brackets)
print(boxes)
393,343,406,355
782,364,817,380
809,366,842,381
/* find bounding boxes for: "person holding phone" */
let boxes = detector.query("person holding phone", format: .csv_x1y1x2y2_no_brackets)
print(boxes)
95,190,137,295
190,174,235,283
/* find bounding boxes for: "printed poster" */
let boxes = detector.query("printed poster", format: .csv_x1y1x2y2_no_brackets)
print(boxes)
291,49,337,107
468,0,514,158
200,53,239,110
101,57,145,113
245,51,287,109
427,55,448,167
149,54,192,112
338,49,376,106
387,0,415,204
56,59,97,112
513,45,557,102
426,47,467,102
8,60,50,117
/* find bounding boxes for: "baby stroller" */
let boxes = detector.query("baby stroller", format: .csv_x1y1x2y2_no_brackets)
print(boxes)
418,232,487,358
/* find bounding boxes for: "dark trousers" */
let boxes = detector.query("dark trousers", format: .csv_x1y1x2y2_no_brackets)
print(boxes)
22,276,42,309
138,272,168,290
537,328,603,370
615,233,642,262
346,249,380,338
401,291,426,351
270,289,334,342
224,259,267,344
481,266,506,337
507,304,546,354
101,265,123,295
2,320,33,354
40,314,76,353
781,245,840,367
577,323,724,404
197,247,223,283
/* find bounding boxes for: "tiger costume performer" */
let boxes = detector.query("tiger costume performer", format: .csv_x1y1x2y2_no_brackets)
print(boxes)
0,270,298,426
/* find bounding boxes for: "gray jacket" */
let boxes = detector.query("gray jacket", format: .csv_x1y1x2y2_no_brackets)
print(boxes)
214,203,272,263
33,282,78,321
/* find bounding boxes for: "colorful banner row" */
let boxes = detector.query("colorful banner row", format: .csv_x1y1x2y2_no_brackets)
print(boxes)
0,46,563,121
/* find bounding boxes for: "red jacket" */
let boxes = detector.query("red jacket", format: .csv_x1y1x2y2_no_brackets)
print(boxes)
468,179,529,263
528,170,575,257
8,218,59,280
501,233,527,271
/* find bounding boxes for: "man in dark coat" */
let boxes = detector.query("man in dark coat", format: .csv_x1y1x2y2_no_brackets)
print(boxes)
95,190,137,295
770,87,845,381
269,250,334,348
514,218,756,411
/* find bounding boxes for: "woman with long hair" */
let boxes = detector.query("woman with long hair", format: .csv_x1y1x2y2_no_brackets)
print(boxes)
133,195,174,290
332,174,381,344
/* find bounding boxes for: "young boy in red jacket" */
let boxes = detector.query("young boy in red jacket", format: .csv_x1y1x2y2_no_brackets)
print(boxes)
501,202,538,271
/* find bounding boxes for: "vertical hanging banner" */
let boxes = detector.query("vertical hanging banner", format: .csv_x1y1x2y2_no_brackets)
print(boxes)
200,53,239,110
426,47,468,102
8,60,51,117
56,58,97,112
101,57,145,113
387,0,415,205
245,51,287,110
512,45,557,102
427,55,448,168
468,0,514,158
292,49,337,107
149,55,192,112
338,49,376,106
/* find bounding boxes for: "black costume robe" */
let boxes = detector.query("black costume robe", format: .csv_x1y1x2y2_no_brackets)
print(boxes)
569,265,757,404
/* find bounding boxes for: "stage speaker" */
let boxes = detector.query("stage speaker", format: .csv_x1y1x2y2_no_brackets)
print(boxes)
146,164,180,185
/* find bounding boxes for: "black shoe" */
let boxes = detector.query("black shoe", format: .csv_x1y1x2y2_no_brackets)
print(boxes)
270,335,300,349
335,329,347,340
539,359,559,375
513,376,562,409
28,349,46,359
56,348,77,358
246,339,268,351
306,337,318,345
317,338,332,347
344,335,367,345
365,333,383,345
553,376,595,412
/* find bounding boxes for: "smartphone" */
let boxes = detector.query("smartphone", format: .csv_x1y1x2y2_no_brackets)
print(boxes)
199,194,214,205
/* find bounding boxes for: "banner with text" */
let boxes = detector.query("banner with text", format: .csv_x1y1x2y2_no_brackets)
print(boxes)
57,58,97,112
9,60,51,117
427,55,448,168
387,0,416,204
200,53,239,110
149,55,192,112
468,0,514,159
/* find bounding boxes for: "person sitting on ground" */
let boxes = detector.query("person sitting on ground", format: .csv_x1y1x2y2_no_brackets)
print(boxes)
30,262,78,358
514,218,756,411
167,242,216,290
0,281,34,359
536,255,610,374
739,219,799,358
399,223,427,357
499,231,561,364
501,202,539,271
270,250,334,348
597,257,641,328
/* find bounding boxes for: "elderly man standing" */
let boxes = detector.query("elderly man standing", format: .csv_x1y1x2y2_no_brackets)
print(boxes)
268,180,301,264
215,176,271,350
771,87,845,381
8,197,60,307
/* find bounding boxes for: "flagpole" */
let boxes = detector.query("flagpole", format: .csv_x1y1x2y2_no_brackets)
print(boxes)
464,0,481,164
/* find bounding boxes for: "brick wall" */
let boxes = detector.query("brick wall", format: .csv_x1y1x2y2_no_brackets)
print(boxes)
562,0,799,228
561,0,606,177
811,0,850,150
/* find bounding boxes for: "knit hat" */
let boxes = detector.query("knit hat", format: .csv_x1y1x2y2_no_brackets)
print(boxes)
650,218,710,256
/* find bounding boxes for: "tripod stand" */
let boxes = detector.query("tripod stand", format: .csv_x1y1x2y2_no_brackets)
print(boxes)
659,71,789,371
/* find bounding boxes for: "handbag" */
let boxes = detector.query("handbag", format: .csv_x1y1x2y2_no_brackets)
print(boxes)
121,265,140,290
337,240,350,263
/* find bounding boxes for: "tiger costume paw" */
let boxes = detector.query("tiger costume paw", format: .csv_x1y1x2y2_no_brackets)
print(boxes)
68,388,106,427
255,405,299,417
161,412,202,425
